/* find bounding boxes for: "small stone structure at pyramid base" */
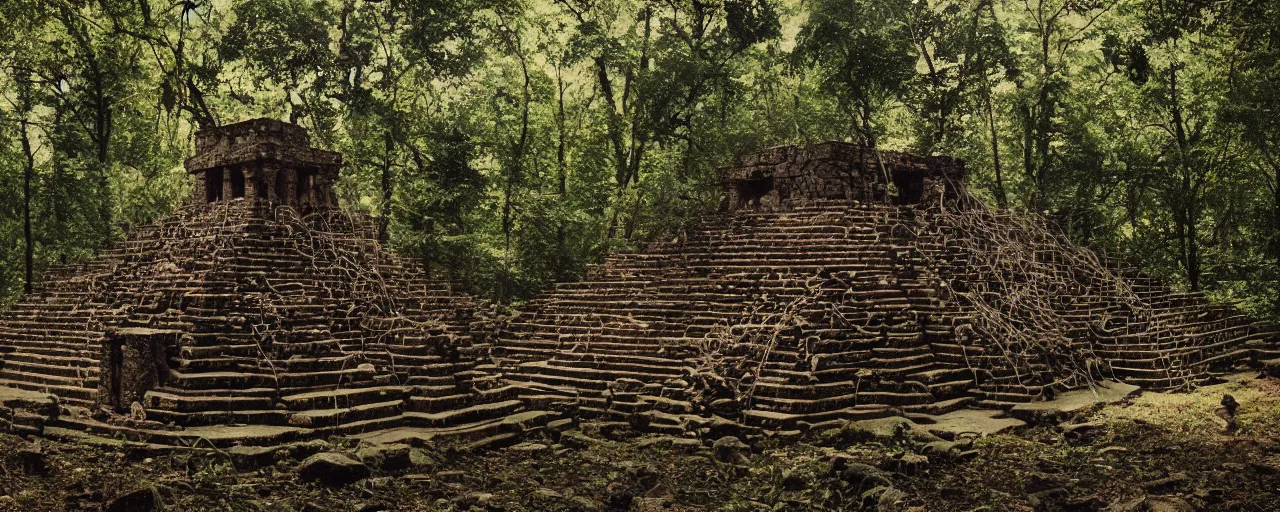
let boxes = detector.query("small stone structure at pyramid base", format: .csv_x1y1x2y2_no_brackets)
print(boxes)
0,119,556,448
2,130,1278,451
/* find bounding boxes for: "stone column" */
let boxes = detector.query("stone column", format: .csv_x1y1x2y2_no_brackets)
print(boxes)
192,173,207,204
257,164,278,203
282,168,298,207
223,166,234,200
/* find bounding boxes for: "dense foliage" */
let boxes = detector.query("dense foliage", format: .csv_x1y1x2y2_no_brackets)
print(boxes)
1,0,1278,315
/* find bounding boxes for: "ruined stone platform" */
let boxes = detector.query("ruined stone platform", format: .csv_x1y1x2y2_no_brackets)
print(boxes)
0,119,552,447
2,133,1275,450
480,142,1280,436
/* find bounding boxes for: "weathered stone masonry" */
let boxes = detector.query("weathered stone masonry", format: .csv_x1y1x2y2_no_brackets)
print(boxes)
1,127,1277,447
0,119,538,446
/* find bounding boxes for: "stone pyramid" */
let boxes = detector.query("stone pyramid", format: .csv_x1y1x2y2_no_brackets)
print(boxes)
3,132,1275,447
0,119,545,446
483,142,1279,433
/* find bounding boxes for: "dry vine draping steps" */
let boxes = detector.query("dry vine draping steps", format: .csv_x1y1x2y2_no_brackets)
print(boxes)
484,142,1280,434
0,127,1275,448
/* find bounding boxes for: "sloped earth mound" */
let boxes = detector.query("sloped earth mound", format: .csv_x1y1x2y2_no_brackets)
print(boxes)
2,373,1280,511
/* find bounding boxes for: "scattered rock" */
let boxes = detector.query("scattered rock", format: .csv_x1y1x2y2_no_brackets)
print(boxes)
1026,487,1068,512
227,444,281,471
1065,494,1108,511
588,421,632,441
604,481,634,512
559,430,601,449
1025,472,1068,493
920,439,970,459
883,452,929,475
17,443,45,475
1138,472,1188,492
1144,496,1194,512
1192,487,1225,504
623,462,659,490
781,471,808,491
454,492,498,511
569,496,604,512
711,436,750,464
506,442,549,453
463,432,519,452
636,435,702,454
874,486,910,512
836,416,938,445
298,452,370,486
701,416,749,440
356,443,412,471
832,457,893,492
104,488,156,512
709,398,741,416
1101,496,1144,512
1060,421,1105,443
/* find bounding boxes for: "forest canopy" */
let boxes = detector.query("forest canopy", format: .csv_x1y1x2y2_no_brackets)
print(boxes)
1,0,1278,316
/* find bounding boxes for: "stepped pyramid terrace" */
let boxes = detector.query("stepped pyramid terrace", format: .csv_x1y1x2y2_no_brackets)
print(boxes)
2,125,1279,449
0,119,548,447
482,142,1280,433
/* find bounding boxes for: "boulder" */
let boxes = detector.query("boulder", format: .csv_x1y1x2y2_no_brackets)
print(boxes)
711,436,750,464
832,457,892,493
105,488,156,512
874,486,910,512
298,452,370,486
355,443,412,471
1027,487,1068,511
17,444,45,475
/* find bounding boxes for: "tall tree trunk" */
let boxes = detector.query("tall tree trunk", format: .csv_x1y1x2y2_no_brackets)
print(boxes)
94,70,111,194
1272,160,1280,317
555,66,569,282
19,105,36,295
1187,199,1200,291
986,89,1007,209
59,4,115,243
1168,60,1199,291
1033,86,1053,212
604,6,652,240
379,128,394,243
500,42,533,301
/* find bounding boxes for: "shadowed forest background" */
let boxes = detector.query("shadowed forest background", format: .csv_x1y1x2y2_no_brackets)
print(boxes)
0,0,1278,315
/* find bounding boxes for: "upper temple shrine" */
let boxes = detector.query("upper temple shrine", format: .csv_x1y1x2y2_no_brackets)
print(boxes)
185,118,341,210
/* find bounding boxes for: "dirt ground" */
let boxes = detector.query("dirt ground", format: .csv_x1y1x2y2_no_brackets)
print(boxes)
3,374,1280,512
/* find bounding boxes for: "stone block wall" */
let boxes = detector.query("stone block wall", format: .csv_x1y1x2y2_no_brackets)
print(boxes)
721,142,966,210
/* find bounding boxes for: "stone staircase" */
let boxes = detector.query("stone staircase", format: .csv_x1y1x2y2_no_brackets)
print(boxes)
0,201,547,446
485,198,1279,432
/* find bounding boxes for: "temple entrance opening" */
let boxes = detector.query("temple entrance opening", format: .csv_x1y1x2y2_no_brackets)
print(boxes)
206,168,224,202
98,328,179,413
736,177,775,208
892,169,925,205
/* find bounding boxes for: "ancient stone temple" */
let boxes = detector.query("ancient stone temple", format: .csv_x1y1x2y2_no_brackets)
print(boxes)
186,119,341,210
0,118,544,445
483,141,1279,432
2,131,1277,447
